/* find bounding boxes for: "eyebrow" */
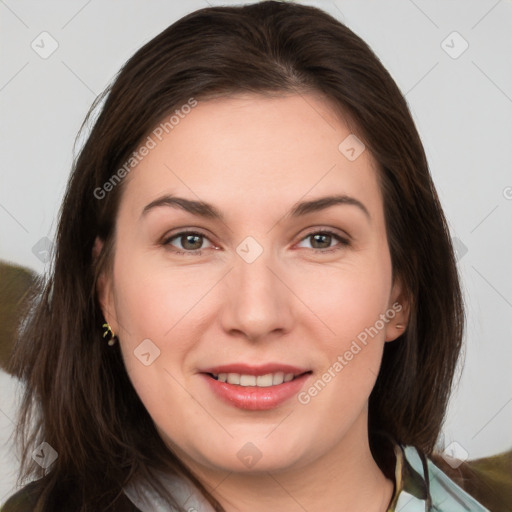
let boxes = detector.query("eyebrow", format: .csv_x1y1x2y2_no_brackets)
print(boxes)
141,194,370,222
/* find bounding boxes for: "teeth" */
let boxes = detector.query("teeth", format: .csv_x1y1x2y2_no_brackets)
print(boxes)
256,374,273,387
227,373,240,385
212,371,300,387
240,374,256,386
272,372,285,385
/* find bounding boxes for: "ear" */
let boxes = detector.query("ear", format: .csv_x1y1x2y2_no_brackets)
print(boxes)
93,237,118,333
384,277,410,343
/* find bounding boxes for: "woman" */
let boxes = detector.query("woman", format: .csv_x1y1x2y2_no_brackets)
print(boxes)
1,1,493,511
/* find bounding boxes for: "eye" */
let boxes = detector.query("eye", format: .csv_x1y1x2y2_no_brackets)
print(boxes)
163,231,214,254
296,229,350,253
162,228,350,256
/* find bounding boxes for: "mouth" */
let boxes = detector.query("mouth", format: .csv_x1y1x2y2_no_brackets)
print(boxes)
200,364,312,410
207,371,308,387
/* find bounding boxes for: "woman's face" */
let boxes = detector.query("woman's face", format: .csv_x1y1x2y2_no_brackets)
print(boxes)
98,93,407,475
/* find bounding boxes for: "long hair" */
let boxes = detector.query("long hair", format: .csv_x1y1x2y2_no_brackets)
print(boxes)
7,1,464,510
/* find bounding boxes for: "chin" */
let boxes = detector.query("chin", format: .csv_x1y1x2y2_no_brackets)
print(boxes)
189,430,313,474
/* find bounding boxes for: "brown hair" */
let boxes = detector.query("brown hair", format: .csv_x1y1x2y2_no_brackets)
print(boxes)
7,1,464,510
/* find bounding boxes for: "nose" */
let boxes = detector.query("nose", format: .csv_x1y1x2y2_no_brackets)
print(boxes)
219,250,294,343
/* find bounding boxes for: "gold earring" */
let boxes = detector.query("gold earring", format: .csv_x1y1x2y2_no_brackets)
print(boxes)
102,323,117,346
396,324,405,330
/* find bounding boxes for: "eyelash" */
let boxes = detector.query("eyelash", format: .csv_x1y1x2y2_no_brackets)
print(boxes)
161,229,351,256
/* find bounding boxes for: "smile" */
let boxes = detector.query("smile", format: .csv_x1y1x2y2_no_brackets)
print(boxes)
200,364,312,410
209,372,300,387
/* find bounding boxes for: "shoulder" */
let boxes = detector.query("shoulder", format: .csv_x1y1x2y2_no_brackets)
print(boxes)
1,478,143,512
396,446,489,512
397,446,502,512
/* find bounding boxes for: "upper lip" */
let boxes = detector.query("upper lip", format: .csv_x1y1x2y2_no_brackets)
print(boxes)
200,363,310,377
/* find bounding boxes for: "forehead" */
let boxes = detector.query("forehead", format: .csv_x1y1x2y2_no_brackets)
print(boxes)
119,93,382,220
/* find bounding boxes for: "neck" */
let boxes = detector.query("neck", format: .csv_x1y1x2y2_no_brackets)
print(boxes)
184,413,395,512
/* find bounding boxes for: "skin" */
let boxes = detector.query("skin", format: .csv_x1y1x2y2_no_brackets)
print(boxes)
97,92,409,511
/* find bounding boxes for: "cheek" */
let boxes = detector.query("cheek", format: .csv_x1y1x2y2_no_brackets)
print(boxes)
111,246,209,343
296,252,392,395
109,248,218,406
303,262,391,344
110,253,205,431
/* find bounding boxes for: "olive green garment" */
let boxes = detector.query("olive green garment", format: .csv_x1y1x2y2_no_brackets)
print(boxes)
0,261,37,374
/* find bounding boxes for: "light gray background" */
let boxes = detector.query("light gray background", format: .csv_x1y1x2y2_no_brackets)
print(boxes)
1,0,511,505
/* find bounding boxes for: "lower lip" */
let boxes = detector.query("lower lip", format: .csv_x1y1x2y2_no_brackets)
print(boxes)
202,373,311,411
